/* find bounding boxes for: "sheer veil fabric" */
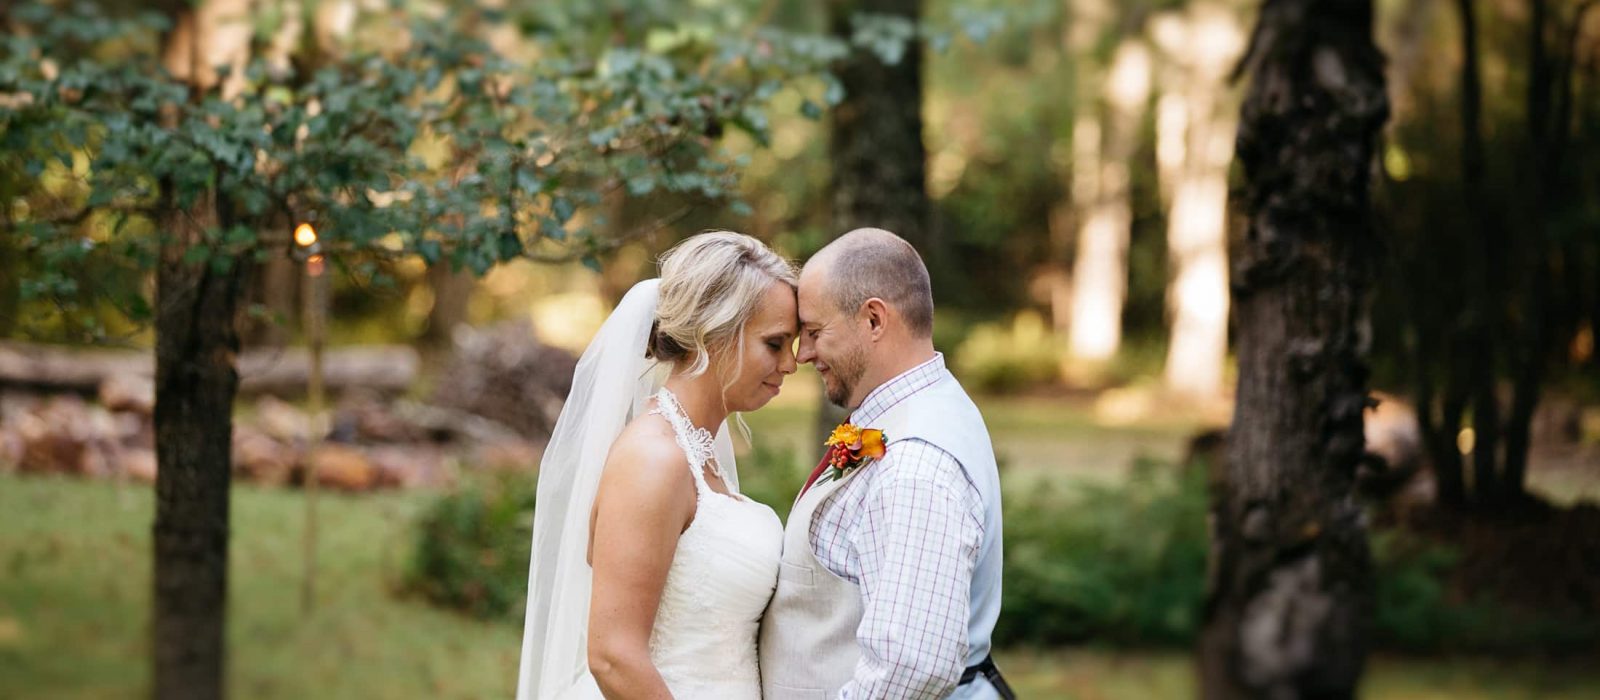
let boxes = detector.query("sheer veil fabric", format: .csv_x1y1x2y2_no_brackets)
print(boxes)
515,278,738,700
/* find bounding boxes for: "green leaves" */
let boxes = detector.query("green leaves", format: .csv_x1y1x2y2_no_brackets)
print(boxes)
2,0,852,342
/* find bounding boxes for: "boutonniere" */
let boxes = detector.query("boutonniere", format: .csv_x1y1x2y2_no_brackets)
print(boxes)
822,422,887,482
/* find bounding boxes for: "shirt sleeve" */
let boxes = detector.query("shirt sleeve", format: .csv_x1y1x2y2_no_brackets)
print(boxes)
837,439,984,700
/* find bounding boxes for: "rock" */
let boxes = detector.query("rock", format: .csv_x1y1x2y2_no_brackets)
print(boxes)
17,396,92,474
112,412,149,448
122,448,158,483
78,442,118,478
255,396,314,443
0,428,20,471
233,426,295,486
368,444,447,489
303,443,375,492
332,391,428,444
473,438,543,473
21,430,84,475
99,374,155,415
430,321,576,443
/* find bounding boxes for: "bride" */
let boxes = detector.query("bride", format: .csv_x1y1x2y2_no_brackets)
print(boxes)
516,231,798,699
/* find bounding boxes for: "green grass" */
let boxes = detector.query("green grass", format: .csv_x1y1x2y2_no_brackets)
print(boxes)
1001,649,1600,699
0,475,519,700
4,474,1600,699
5,384,1599,699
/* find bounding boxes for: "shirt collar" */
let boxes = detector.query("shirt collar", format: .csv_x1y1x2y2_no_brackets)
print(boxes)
851,353,945,427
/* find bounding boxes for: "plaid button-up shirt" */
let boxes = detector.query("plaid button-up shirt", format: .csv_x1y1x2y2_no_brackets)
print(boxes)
809,353,986,699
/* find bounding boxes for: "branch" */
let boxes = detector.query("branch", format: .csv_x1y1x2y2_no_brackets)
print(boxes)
523,204,693,264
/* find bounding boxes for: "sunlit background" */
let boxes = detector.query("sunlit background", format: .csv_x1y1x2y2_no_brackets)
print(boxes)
3,0,1600,698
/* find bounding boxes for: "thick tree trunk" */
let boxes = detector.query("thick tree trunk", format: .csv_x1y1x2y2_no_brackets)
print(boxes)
153,186,241,700
828,0,930,251
1066,42,1149,369
153,2,250,697
821,0,929,443
1199,1,1387,698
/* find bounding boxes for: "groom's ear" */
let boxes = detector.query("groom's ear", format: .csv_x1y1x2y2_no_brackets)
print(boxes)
862,298,889,338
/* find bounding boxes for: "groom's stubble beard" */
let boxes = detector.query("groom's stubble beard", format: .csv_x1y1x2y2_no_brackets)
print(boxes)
824,342,867,409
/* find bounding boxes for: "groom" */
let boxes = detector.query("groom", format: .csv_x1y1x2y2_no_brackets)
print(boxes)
759,228,1012,699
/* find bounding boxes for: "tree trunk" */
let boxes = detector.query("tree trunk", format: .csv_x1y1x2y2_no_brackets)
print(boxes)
1066,41,1149,370
153,184,241,700
821,0,930,444
420,262,475,348
239,221,297,349
0,220,17,338
153,2,250,697
1199,1,1387,697
827,0,931,252
1159,7,1243,403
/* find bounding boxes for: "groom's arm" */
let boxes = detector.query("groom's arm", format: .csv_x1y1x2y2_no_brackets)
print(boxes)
838,440,984,700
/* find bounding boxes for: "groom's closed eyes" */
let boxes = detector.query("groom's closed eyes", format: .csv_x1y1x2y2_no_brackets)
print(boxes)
763,332,795,352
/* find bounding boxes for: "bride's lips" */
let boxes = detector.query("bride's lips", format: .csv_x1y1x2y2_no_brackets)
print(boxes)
763,381,782,393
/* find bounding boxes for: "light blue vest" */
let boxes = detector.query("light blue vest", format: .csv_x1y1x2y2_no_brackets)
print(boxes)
870,369,1005,671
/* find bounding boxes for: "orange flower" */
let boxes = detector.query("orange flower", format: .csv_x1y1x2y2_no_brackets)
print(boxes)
826,423,862,448
859,429,886,459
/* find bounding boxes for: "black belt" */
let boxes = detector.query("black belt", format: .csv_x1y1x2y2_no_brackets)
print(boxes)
959,654,1017,699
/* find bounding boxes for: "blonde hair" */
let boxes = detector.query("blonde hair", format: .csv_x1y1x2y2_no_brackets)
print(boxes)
648,231,797,380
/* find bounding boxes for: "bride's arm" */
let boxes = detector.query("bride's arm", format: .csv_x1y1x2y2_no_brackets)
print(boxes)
586,430,694,700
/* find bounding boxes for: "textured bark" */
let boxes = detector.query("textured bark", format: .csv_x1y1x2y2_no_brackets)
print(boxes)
0,222,17,338
1199,0,1387,697
153,3,250,697
153,187,241,700
827,0,930,250
819,0,930,443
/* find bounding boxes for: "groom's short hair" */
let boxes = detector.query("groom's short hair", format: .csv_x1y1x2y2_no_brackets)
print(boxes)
815,228,934,338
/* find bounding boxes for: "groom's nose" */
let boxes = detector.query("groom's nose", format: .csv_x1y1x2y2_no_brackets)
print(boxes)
796,336,817,365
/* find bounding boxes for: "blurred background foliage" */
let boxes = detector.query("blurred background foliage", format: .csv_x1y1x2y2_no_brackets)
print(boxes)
4,0,1600,697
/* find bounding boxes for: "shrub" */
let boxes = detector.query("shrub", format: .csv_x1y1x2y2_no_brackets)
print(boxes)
404,469,537,620
953,312,1062,394
1371,530,1600,653
995,460,1600,653
996,460,1210,647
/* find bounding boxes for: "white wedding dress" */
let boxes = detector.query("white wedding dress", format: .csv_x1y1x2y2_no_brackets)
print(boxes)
561,388,783,698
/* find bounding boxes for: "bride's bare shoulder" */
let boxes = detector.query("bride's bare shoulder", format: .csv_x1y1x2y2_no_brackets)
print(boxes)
599,413,692,491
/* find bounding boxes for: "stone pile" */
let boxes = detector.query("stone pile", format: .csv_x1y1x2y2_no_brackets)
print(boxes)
0,325,577,491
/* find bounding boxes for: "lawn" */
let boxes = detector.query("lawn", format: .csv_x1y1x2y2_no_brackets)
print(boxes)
3,378,1596,698
0,474,519,700
5,472,1599,699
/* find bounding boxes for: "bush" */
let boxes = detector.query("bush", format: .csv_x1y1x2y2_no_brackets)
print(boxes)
994,460,1600,653
404,469,537,621
953,312,1062,394
996,460,1210,647
1371,530,1600,653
